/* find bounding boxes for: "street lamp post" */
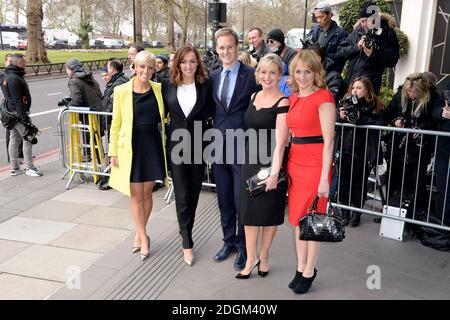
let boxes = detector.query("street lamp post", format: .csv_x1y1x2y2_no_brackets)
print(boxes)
0,23,3,51
303,0,308,40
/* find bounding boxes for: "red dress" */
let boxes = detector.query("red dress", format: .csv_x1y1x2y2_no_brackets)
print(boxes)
286,89,335,226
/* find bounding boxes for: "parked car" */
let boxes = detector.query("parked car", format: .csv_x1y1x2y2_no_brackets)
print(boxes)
152,41,164,48
47,39,68,49
143,41,151,48
89,39,105,49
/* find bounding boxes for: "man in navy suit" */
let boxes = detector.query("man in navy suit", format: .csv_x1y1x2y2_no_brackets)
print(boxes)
210,28,256,270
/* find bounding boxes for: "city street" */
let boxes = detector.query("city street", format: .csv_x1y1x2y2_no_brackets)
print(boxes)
0,72,106,166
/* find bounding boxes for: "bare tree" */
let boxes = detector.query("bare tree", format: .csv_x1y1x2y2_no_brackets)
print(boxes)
93,1,132,37
142,0,165,41
26,0,50,63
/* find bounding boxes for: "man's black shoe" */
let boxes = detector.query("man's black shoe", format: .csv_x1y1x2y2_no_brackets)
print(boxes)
343,210,351,226
233,251,247,270
213,245,235,262
349,212,361,227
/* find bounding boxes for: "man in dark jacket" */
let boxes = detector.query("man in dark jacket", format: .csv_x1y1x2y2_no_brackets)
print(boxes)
307,1,348,73
432,81,450,226
153,54,170,83
101,58,128,134
336,2,399,93
247,27,270,62
2,54,42,177
267,28,297,68
65,59,103,161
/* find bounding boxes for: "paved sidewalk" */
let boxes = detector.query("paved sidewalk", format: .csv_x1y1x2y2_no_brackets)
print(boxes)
0,159,449,300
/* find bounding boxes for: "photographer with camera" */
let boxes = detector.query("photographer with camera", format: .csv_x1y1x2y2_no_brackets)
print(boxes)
266,28,296,68
335,1,399,94
385,73,439,220
1,54,42,177
432,82,450,226
335,77,386,227
246,28,270,63
305,2,347,74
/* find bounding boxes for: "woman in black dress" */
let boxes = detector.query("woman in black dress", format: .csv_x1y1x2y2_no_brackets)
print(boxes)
162,45,213,266
236,54,290,279
109,51,168,262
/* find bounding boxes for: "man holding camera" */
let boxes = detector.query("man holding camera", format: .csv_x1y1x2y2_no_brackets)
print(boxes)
336,1,399,93
306,2,347,73
1,54,42,177
246,28,270,63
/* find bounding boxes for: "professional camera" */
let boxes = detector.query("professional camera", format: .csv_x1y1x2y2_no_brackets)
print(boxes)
23,122,40,145
444,90,450,104
246,45,258,60
301,34,320,49
340,94,363,124
363,28,383,51
57,96,72,107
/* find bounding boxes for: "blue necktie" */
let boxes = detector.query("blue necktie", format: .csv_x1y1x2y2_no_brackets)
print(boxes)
220,70,230,109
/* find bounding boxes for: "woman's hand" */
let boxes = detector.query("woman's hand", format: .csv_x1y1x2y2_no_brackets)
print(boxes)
258,175,278,192
339,107,347,121
110,156,119,168
317,178,330,198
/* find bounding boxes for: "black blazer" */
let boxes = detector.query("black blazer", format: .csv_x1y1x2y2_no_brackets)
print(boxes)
210,63,256,133
162,78,214,155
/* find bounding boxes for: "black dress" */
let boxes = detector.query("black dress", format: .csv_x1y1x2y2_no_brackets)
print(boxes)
240,94,289,226
130,89,165,183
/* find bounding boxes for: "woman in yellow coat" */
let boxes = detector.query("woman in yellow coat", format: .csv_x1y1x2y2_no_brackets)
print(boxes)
109,51,169,262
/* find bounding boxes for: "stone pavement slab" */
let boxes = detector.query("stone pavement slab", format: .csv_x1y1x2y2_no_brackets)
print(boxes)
52,188,124,206
50,224,131,253
0,207,20,223
0,239,32,264
0,216,76,244
0,244,101,282
19,200,94,223
0,274,64,300
2,197,43,211
73,206,135,230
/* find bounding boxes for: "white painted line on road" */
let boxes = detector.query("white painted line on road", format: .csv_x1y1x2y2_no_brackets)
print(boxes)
47,92,62,96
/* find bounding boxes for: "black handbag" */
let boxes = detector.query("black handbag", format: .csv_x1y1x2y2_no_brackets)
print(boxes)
0,99,19,130
245,167,287,199
299,196,345,242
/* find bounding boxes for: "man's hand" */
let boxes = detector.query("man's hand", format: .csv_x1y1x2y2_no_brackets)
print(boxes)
358,37,365,49
339,107,348,121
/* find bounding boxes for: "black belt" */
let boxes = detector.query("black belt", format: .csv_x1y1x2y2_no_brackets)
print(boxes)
292,136,324,144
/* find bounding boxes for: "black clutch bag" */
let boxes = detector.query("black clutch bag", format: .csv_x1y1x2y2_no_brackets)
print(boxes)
245,167,287,199
299,196,345,242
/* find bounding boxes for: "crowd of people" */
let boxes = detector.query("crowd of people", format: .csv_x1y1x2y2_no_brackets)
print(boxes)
1,0,449,295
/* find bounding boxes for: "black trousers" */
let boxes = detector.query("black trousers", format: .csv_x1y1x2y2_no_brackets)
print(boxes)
171,161,205,249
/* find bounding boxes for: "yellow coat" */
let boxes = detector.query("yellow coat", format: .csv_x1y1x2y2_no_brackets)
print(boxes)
108,78,169,196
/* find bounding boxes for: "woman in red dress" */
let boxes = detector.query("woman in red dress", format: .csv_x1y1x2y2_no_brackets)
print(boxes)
285,49,336,294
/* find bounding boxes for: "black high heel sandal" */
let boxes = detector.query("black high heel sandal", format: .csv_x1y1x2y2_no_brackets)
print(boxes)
235,259,260,279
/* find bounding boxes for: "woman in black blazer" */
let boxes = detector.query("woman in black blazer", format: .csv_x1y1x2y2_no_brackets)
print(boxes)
162,45,213,266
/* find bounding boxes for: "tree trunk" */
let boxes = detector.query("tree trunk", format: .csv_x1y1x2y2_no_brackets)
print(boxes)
166,0,175,52
14,0,20,24
135,0,143,43
181,0,190,47
26,0,50,64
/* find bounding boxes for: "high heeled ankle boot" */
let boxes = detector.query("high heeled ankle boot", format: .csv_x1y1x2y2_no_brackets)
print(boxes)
288,270,303,289
293,269,317,294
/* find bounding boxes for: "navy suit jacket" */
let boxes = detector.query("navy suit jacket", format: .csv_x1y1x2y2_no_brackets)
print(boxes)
210,63,256,133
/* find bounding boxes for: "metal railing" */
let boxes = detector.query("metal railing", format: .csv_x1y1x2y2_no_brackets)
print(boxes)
333,122,450,233
0,58,129,77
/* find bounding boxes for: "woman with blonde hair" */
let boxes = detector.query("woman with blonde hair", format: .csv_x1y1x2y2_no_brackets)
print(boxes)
285,49,336,293
238,51,257,68
109,50,169,262
385,72,439,218
237,53,289,279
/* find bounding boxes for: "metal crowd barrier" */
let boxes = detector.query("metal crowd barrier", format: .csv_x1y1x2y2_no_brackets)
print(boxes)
58,107,450,234
334,122,450,234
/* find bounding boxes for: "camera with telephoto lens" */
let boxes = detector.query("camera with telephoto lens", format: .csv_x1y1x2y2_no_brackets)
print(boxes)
57,96,72,107
340,94,363,124
246,45,258,60
444,90,450,105
363,28,383,51
23,122,40,145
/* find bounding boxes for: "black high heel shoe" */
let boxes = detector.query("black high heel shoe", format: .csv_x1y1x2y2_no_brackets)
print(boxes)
288,270,303,289
258,267,270,278
293,269,317,294
235,259,260,279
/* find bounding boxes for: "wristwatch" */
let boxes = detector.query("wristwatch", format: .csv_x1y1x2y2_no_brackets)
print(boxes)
270,171,279,177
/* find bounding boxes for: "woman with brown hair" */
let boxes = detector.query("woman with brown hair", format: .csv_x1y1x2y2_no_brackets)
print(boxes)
285,49,336,294
335,76,386,227
162,44,213,266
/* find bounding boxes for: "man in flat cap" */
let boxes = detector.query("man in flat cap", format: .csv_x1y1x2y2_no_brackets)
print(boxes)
306,1,348,74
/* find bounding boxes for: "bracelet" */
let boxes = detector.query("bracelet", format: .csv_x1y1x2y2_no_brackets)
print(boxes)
270,172,279,177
